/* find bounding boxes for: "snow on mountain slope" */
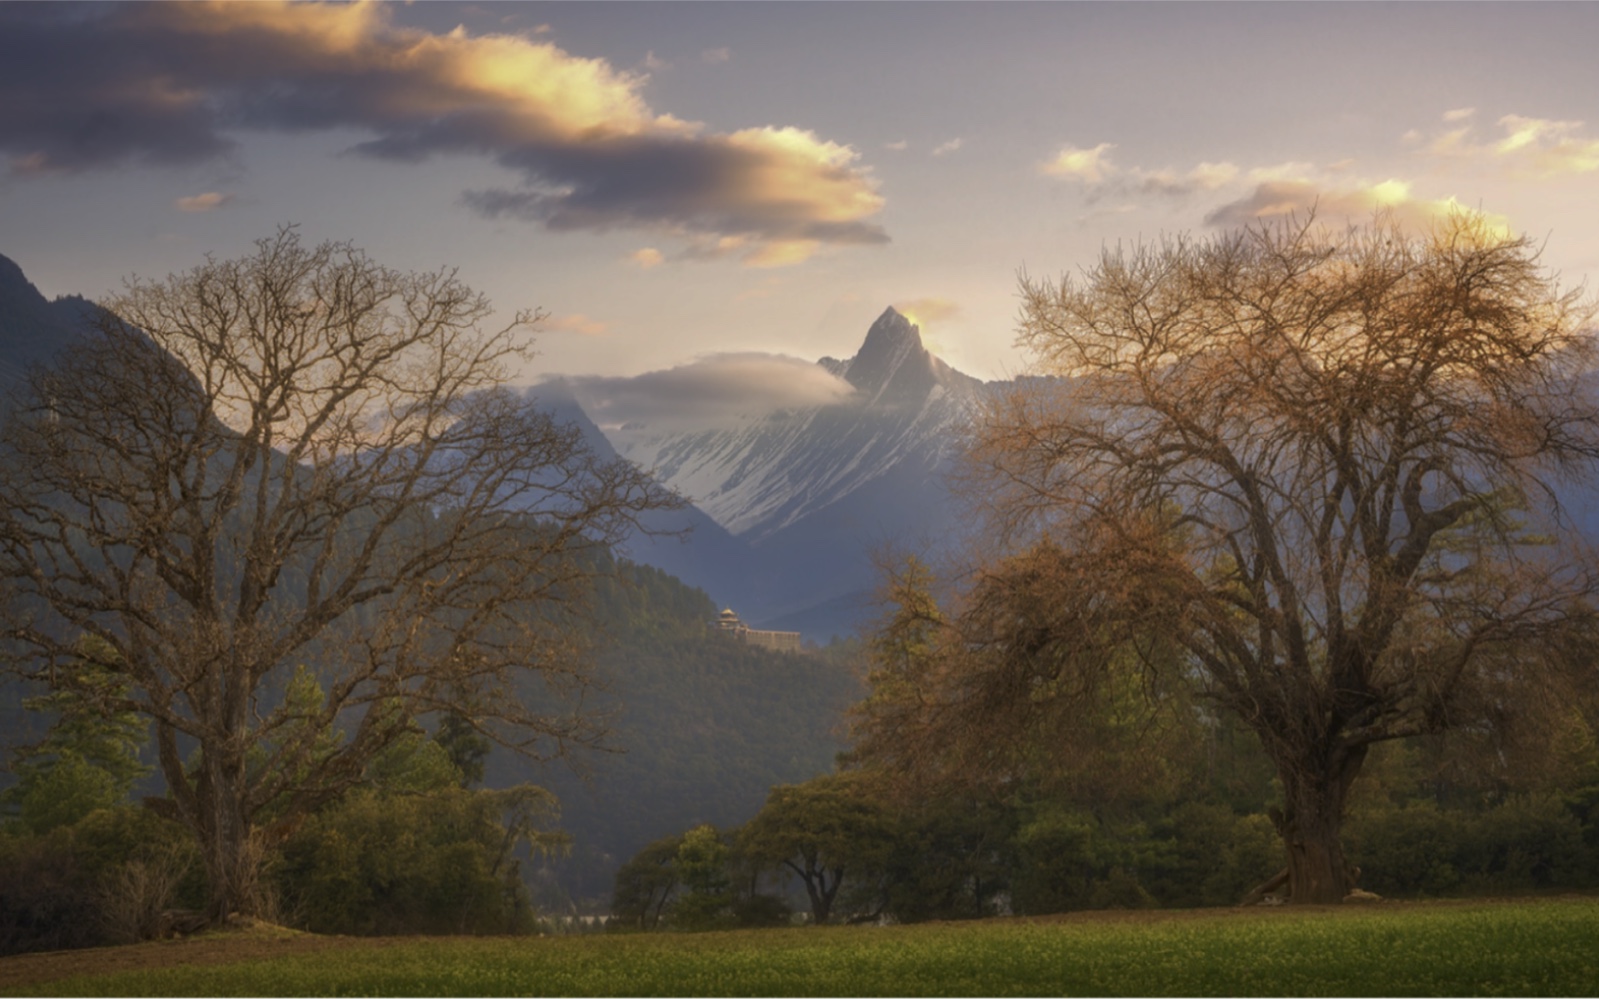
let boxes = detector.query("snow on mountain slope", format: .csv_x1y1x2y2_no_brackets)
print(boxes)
603,307,987,542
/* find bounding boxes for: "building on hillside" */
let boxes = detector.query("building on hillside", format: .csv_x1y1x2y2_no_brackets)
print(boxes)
715,608,803,654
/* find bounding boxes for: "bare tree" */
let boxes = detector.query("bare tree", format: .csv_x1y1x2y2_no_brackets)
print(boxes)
0,229,674,922
898,215,1599,903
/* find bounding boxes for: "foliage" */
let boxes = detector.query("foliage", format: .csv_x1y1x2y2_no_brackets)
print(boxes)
434,712,492,788
20,898,1599,997
740,772,896,924
609,834,683,931
0,229,674,920
668,825,735,930
273,782,560,936
1347,794,1595,897
2,638,151,834
0,805,197,956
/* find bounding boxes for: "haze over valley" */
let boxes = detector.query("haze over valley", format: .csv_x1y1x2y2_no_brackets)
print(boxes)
5,0,1599,974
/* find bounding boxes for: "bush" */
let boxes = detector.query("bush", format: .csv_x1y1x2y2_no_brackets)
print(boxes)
1145,803,1279,908
274,787,543,936
0,829,102,955
1349,795,1595,897
0,806,197,955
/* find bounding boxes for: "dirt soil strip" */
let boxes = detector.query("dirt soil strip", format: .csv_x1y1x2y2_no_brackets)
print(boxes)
0,932,396,991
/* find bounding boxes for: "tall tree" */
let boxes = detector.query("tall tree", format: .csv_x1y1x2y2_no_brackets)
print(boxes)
739,773,895,925
887,215,1599,903
0,229,673,922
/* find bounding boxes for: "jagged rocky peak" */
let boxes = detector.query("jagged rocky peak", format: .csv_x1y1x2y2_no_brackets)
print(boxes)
0,252,42,303
842,306,937,405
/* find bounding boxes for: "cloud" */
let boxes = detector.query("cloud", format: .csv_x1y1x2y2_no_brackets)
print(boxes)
1128,161,1239,196
542,313,608,336
1495,115,1599,175
701,47,731,65
892,298,962,325
1041,141,1240,199
1203,177,1506,233
931,138,964,157
1415,111,1599,177
884,140,908,152
1040,142,1116,183
1442,107,1476,122
174,191,233,212
0,2,886,261
628,247,664,269
566,353,859,428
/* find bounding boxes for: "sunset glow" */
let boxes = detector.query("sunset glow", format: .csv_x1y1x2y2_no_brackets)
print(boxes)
1,1,1595,388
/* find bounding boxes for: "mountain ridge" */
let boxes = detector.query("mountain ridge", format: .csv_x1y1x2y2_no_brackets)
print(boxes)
586,306,991,636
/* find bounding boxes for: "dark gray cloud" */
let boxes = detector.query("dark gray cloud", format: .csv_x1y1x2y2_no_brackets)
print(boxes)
0,3,886,259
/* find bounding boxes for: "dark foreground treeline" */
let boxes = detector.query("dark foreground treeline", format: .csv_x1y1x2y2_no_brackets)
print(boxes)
0,708,553,954
0,558,856,956
612,721,1599,931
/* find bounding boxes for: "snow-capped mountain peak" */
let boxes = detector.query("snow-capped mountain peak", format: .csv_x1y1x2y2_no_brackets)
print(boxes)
601,307,987,542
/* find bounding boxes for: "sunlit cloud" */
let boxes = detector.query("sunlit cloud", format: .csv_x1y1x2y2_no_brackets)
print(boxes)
1414,110,1599,177
566,353,859,429
1204,177,1507,234
542,313,608,336
1496,115,1599,174
932,138,964,158
0,2,886,261
745,240,821,268
892,298,962,326
1443,107,1477,122
1041,141,1240,199
174,191,232,212
1040,142,1116,183
884,139,908,152
628,247,664,269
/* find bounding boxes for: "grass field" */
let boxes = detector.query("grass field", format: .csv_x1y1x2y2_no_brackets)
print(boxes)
6,896,1597,997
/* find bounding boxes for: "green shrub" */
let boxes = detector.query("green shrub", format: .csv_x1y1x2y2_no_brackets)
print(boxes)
273,787,542,935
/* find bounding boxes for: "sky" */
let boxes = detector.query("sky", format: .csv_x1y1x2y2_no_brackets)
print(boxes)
3,1,1599,419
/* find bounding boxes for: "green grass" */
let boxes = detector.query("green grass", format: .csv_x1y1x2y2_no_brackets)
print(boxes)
20,897,1599,997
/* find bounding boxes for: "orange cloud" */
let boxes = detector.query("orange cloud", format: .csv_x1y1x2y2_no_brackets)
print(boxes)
174,191,232,212
542,313,608,336
628,248,664,269
892,298,962,325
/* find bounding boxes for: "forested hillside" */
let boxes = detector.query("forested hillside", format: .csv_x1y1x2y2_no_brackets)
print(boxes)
491,558,863,907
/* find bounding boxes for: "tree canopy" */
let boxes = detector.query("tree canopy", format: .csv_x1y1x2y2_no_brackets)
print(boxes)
0,229,674,921
858,214,1599,903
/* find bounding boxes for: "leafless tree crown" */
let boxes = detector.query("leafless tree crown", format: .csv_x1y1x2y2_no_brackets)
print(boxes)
0,228,675,917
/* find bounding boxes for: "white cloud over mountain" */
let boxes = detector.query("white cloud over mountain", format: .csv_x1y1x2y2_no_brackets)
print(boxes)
563,353,859,429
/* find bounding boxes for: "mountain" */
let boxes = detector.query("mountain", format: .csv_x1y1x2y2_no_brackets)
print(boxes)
592,308,990,638
0,253,97,392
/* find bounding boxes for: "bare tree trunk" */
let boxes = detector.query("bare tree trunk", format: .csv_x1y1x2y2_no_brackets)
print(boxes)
1272,747,1364,904
196,745,256,923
